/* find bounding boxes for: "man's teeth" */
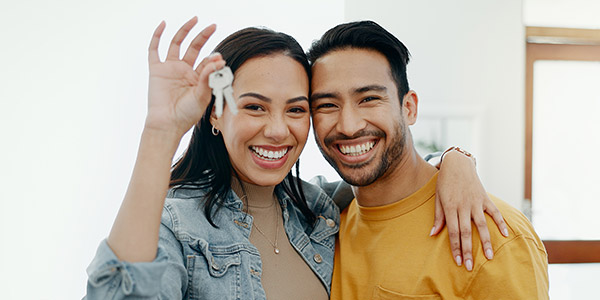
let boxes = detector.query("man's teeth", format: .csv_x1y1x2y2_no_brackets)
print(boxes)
339,141,375,156
251,146,288,160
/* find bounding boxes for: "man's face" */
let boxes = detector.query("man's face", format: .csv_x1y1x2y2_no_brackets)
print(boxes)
310,48,411,186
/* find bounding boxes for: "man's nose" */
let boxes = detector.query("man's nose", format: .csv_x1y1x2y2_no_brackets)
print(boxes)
336,106,367,137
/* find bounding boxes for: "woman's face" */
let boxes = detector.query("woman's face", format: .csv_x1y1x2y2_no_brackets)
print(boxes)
212,53,310,186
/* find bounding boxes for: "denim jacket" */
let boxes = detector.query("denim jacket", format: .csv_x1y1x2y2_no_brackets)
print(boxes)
85,178,341,299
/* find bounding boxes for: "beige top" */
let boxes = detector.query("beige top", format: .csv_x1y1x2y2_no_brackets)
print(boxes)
232,180,328,300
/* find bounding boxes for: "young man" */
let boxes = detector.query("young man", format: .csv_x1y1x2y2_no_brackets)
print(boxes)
308,21,549,299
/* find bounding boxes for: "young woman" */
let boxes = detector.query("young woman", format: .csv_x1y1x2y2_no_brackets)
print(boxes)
85,17,506,299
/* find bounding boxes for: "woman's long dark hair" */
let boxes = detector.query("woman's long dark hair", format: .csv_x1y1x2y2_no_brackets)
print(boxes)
170,27,315,227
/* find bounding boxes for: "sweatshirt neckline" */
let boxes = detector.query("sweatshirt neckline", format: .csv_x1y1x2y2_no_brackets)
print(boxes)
356,173,438,221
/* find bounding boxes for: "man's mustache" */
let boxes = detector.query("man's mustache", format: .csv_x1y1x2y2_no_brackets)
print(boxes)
323,129,385,146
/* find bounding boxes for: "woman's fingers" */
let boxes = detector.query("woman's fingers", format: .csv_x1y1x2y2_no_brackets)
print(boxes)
458,209,474,271
445,209,462,267
198,59,226,85
195,52,222,73
166,16,198,61
194,59,226,105
149,18,218,68
430,194,446,236
473,208,494,260
148,21,166,64
485,199,509,237
182,24,217,67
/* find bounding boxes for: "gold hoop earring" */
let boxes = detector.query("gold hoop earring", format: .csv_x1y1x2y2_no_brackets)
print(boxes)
211,125,220,136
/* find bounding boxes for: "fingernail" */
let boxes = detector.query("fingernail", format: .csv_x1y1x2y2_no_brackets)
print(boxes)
465,259,473,271
502,228,509,237
209,52,221,58
429,226,436,236
485,249,494,260
455,255,462,266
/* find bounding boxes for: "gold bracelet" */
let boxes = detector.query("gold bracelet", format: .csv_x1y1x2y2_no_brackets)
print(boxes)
441,146,476,165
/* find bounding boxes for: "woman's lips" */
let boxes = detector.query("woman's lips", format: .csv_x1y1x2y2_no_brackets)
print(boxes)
250,145,291,169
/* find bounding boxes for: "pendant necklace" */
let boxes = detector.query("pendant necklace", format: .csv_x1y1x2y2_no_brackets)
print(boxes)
251,199,280,254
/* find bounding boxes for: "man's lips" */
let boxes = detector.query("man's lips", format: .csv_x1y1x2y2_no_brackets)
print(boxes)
324,130,384,163
327,138,379,165
336,140,377,156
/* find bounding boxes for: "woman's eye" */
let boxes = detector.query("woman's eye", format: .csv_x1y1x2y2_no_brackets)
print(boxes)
289,107,307,113
244,104,264,111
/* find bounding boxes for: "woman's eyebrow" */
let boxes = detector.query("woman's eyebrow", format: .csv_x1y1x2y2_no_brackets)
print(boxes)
287,96,309,104
239,92,271,102
239,93,308,104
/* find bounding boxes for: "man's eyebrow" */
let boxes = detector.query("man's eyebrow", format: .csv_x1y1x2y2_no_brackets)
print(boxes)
310,92,339,102
310,85,387,101
354,85,387,94
239,92,308,104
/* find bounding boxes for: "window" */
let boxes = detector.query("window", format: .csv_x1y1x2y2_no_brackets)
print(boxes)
525,26,600,298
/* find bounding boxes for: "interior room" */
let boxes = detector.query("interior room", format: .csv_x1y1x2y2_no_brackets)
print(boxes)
1,0,598,298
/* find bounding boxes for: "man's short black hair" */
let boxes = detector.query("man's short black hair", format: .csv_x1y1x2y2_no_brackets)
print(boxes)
308,20,411,102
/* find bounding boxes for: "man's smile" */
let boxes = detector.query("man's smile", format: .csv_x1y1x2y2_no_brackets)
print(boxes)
329,137,380,164
337,140,376,156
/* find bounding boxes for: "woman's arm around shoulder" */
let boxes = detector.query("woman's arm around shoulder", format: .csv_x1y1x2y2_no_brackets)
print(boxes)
432,147,509,271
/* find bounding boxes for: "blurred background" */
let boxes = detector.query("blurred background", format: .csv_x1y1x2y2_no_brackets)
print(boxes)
1,0,598,299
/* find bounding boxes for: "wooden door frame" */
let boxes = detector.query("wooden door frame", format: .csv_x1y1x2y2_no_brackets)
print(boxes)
525,27,600,264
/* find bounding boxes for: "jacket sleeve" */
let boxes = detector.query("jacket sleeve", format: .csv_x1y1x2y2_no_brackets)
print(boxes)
309,176,354,211
85,209,188,299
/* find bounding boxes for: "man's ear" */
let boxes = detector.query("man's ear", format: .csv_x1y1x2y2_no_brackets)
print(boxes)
402,90,419,125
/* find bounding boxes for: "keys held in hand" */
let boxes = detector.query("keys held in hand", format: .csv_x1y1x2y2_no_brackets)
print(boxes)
209,66,238,117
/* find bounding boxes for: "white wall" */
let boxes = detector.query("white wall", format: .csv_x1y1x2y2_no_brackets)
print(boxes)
344,0,526,209
524,0,600,28
0,1,343,299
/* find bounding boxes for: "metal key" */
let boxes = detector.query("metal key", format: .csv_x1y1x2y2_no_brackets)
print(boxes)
208,66,238,117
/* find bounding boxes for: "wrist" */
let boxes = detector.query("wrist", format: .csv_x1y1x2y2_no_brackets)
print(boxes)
441,146,476,166
140,126,185,155
142,117,189,140
143,109,195,139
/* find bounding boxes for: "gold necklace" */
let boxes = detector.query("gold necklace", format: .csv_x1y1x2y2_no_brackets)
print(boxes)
249,198,280,254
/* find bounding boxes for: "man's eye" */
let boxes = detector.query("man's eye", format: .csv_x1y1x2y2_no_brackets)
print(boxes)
315,103,336,109
361,96,379,103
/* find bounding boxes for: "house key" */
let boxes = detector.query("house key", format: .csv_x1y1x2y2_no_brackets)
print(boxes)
208,66,238,117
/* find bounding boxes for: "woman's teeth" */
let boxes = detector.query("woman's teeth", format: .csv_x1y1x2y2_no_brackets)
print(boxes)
251,146,288,160
338,141,375,156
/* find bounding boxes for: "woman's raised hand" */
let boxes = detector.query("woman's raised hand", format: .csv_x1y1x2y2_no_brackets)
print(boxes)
146,17,226,137
107,18,225,262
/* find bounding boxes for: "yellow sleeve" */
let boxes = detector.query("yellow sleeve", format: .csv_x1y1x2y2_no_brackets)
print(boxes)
465,235,549,300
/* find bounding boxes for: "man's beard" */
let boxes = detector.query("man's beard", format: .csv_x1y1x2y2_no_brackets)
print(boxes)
316,122,407,186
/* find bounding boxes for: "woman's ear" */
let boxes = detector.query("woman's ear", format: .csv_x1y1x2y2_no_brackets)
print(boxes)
209,105,220,130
